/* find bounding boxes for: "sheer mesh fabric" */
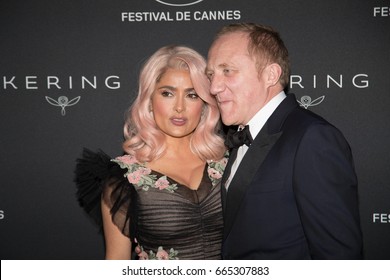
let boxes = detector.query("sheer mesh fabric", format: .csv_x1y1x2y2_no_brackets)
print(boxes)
75,149,223,260
132,168,223,259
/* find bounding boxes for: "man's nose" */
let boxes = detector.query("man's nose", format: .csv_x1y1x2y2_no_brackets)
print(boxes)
210,75,224,96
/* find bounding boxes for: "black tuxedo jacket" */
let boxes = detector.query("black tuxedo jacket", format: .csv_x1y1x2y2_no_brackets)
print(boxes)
221,94,363,259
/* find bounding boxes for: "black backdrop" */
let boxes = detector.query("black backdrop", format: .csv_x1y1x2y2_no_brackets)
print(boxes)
1,0,389,259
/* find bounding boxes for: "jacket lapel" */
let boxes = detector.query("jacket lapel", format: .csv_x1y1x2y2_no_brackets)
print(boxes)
221,147,237,212
223,126,282,237
222,94,299,239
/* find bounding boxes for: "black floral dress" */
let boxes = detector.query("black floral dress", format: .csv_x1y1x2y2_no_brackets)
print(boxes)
75,149,227,260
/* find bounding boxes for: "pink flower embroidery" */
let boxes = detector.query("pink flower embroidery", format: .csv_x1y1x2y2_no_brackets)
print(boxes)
206,153,228,186
127,170,142,184
155,177,170,190
135,245,179,260
139,167,151,176
116,155,138,165
156,247,169,260
138,250,149,260
112,155,178,192
208,168,222,179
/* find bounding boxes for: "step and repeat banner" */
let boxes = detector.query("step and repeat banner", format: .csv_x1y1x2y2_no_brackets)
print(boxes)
1,0,389,260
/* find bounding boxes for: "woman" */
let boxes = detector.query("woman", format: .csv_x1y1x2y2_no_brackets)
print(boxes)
75,45,227,260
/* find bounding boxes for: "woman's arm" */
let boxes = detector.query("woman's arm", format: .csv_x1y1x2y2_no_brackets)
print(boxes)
101,197,132,260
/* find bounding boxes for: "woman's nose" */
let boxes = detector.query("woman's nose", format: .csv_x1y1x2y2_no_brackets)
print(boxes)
174,97,185,113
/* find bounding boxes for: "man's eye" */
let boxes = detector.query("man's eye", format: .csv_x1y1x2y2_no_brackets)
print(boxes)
206,72,214,80
223,69,231,74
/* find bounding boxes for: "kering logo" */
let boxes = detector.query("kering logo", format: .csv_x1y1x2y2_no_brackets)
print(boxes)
45,96,81,116
297,95,325,109
155,0,203,6
290,74,369,89
1,75,121,90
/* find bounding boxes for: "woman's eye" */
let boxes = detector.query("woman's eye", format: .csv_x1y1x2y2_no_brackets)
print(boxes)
161,90,173,97
187,92,199,99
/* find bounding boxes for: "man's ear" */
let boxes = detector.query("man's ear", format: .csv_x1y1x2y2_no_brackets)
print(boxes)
266,63,282,86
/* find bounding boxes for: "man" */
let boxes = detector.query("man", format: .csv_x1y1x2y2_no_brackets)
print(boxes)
206,23,363,259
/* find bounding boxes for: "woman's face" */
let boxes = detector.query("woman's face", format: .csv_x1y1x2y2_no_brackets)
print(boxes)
151,68,204,140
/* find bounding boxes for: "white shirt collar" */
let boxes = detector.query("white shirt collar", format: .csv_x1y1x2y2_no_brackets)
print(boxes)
225,91,287,191
247,91,286,139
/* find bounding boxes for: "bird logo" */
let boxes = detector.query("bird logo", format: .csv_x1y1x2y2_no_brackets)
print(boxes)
45,96,81,116
297,95,325,109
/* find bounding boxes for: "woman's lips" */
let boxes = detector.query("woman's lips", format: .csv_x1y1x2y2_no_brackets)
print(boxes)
170,117,187,126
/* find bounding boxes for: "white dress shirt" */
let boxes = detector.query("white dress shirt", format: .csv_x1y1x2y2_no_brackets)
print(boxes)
225,91,287,190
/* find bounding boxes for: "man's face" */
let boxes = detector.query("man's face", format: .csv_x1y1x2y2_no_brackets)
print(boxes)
206,32,268,126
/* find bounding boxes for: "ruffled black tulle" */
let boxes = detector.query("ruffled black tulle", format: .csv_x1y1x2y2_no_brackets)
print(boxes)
74,148,137,238
74,148,113,228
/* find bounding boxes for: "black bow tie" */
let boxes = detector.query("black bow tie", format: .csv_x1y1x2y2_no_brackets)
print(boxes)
225,125,253,149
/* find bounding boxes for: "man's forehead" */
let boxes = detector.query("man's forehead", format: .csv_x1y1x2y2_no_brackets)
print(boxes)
214,32,248,47
209,33,249,56
207,46,251,68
